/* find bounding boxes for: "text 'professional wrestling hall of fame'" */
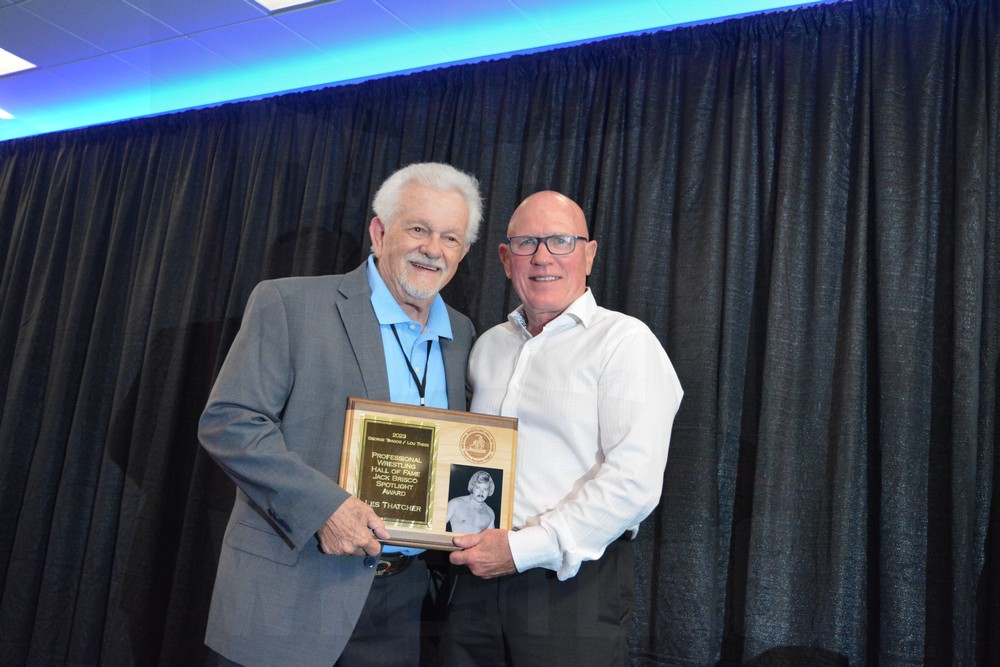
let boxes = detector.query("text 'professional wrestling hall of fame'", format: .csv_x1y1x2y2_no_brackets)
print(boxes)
339,398,518,550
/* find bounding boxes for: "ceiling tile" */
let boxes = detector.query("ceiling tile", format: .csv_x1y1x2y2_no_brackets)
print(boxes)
0,5,105,67
275,0,411,52
20,0,180,53
116,37,237,84
191,16,323,68
42,55,152,100
122,0,266,36
0,68,83,112
276,0,544,78
0,73,34,112
0,55,150,124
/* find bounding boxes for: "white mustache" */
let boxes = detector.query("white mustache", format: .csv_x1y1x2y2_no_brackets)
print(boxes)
407,252,445,270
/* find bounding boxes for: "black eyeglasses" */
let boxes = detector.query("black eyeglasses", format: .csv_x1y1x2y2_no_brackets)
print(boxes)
504,235,589,256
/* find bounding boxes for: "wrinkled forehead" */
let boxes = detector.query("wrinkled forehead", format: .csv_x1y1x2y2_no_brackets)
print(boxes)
396,183,470,228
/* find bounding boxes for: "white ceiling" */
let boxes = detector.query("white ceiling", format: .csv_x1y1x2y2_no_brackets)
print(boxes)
0,0,827,141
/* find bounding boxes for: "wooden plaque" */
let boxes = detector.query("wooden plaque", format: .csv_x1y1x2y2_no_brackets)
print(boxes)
340,398,518,550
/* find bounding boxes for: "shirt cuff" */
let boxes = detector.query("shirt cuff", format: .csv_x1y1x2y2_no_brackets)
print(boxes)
508,525,560,572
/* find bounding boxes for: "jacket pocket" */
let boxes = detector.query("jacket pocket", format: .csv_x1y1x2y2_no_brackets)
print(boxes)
226,516,301,566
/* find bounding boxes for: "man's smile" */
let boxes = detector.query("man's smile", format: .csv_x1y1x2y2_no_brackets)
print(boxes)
410,261,441,272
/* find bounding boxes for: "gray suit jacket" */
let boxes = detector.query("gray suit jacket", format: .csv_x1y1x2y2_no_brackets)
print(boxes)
199,263,473,667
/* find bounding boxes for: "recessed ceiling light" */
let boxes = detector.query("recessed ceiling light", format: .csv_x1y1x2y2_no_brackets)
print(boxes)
252,0,321,11
0,47,36,77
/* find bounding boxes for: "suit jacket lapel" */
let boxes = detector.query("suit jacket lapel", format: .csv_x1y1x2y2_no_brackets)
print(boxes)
339,262,468,410
338,264,390,401
441,307,470,411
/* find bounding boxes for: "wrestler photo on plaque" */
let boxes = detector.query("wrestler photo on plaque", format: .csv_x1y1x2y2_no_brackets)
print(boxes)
446,465,503,534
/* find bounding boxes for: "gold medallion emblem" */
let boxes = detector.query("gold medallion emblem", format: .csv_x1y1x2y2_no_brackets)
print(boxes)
459,427,496,464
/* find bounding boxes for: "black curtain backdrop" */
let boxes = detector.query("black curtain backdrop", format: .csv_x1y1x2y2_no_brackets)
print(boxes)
1,0,997,664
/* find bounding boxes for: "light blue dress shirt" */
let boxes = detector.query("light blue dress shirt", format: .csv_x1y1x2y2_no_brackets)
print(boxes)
366,254,452,554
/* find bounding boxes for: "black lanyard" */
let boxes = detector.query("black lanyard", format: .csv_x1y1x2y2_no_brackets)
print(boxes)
390,324,433,406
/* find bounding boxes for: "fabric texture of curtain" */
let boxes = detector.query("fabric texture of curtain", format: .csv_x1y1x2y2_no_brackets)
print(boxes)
0,0,997,664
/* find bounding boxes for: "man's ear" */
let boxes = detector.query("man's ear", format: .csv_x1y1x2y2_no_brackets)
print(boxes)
584,239,598,276
498,243,513,279
369,217,385,257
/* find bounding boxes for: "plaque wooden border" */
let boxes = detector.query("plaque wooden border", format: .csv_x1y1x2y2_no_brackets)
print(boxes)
339,398,518,551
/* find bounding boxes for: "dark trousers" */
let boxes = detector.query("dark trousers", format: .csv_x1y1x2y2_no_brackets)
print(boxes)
206,555,438,667
439,539,635,667
337,556,430,667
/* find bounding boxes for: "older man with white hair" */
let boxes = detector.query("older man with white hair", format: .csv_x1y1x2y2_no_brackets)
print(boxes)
200,163,482,667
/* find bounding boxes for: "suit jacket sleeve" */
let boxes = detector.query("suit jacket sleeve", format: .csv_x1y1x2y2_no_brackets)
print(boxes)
199,280,350,552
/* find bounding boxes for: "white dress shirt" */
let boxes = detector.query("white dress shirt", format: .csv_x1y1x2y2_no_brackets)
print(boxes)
468,288,683,580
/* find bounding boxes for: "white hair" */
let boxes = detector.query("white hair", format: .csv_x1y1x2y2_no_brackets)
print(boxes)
372,162,483,244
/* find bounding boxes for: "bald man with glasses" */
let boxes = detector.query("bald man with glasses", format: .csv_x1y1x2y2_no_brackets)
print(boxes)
440,191,684,666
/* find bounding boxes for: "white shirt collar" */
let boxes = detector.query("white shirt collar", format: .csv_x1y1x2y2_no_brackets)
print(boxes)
508,288,596,336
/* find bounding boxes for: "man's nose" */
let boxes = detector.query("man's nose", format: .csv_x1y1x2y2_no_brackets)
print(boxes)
421,233,444,257
531,242,554,263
